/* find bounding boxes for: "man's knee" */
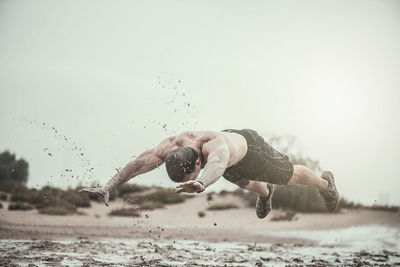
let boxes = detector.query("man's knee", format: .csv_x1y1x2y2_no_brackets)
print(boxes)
288,165,309,184
235,179,250,189
288,165,301,184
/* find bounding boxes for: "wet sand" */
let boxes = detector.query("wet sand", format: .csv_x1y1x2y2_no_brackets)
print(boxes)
1,235,399,266
1,194,399,266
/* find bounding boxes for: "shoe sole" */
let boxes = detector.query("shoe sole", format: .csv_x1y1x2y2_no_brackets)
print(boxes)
322,171,339,211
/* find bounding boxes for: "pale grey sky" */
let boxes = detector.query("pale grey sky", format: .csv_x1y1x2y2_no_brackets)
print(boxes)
1,0,399,205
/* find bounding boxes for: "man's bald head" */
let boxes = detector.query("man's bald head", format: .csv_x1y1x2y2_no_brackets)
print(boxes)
165,147,198,182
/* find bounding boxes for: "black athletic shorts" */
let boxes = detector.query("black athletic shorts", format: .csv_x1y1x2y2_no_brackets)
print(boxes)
222,129,294,187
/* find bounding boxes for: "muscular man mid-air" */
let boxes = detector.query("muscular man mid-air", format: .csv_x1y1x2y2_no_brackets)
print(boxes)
80,129,339,218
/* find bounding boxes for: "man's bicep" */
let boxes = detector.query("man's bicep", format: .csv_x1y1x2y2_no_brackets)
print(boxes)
207,145,230,166
204,137,230,163
199,145,229,188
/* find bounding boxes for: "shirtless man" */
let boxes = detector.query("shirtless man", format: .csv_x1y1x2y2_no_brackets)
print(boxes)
80,129,339,218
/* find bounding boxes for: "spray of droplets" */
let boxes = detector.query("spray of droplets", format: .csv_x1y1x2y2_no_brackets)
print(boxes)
8,111,96,187
146,73,199,135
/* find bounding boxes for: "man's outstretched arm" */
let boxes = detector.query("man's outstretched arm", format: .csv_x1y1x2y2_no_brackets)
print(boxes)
80,136,176,205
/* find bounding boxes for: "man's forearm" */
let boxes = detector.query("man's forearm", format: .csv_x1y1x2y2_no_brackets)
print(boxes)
196,161,226,188
104,160,144,191
102,148,164,192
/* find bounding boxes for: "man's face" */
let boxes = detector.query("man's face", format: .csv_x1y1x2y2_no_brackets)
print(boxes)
181,163,201,182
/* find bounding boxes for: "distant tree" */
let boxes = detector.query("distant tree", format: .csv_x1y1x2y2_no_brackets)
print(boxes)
268,135,321,172
0,151,29,189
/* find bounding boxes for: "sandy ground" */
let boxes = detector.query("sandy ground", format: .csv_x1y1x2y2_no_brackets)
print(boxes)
1,193,400,266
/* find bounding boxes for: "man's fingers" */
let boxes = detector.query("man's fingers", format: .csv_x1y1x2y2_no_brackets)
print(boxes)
176,181,194,188
79,187,110,206
175,180,203,194
79,187,99,193
175,185,194,193
79,188,91,193
175,188,185,193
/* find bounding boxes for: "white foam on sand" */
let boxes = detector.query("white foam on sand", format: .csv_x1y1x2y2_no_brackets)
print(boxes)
264,224,400,251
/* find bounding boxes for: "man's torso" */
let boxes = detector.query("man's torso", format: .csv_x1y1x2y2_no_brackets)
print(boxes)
171,130,248,168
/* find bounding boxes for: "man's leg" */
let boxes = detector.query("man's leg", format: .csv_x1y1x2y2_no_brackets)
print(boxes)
287,165,327,191
287,165,339,211
242,180,270,197
236,180,275,219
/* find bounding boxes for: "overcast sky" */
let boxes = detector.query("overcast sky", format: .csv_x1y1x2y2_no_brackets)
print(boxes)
1,0,399,205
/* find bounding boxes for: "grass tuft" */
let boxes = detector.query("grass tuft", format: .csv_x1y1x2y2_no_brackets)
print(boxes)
270,211,297,221
39,206,71,215
127,188,187,206
207,203,238,211
109,208,140,217
118,183,150,196
198,211,206,217
8,202,33,211
138,201,165,210
0,192,7,201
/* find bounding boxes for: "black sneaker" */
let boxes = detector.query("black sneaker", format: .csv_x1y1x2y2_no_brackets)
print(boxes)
256,183,275,219
320,171,339,211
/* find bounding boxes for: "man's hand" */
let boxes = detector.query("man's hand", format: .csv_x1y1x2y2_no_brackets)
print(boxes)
79,187,110,206
175,180,205,194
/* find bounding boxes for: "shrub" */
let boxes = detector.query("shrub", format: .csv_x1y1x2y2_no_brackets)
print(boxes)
138,201,164,210
34,187,77,215
219,190,229,196
233,189,257,207
118,183,150,196
235,184,327,212
198,211,206,218
0,192,7,201
10,184,36,203
207,204,238,210
337,198,362,210
0,151,29,187
36,197,77,214
62,189,90,207
369,205,399,212
270,211,297,221
272,184,327,212
337,197,400,212
133,189,187,205
109,208,140,217
9,185,80,214
0,180,21,193
39,206,70,215
8,202,33,211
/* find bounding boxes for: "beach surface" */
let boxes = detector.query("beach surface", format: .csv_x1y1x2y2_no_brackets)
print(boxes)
1,193,399,266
